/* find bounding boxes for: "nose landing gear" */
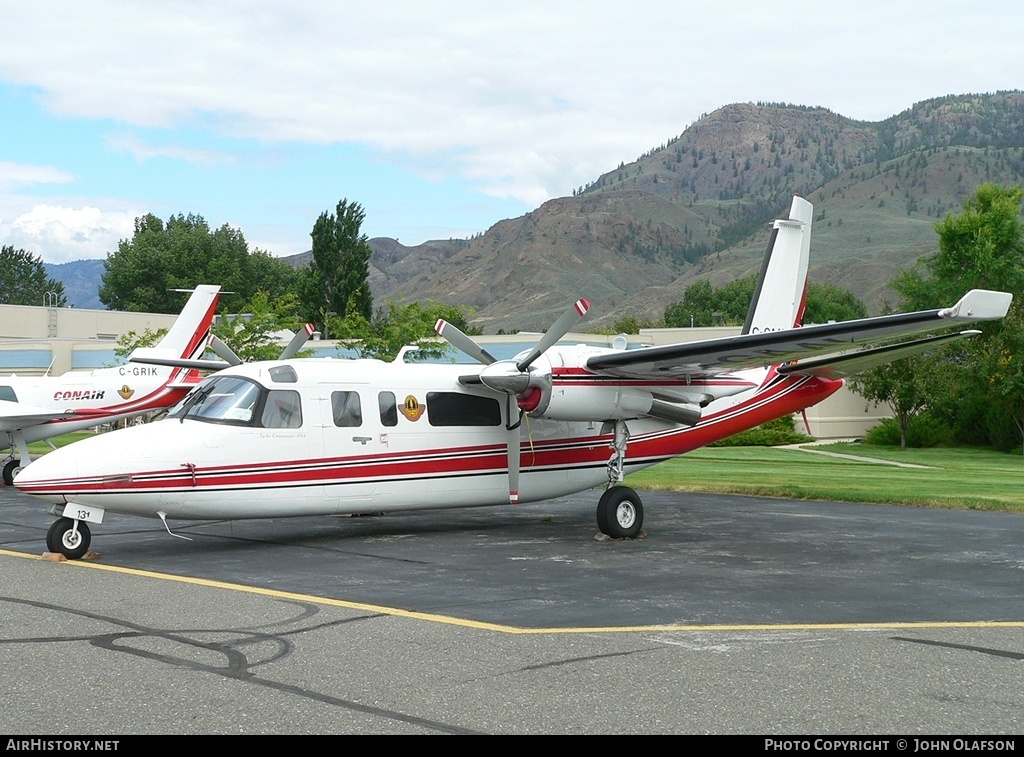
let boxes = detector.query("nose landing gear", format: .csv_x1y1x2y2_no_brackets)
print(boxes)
46,517,92,560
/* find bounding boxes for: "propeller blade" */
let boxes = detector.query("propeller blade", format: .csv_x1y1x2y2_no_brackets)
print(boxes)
507,413,520,505
435,319,496,364
280,323,316,360
515,298,590,372
206,334,243,367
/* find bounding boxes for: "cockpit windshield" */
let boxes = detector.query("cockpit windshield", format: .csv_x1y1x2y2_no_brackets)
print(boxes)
168,376,302,428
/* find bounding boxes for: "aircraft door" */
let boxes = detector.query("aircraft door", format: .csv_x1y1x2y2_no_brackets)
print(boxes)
319,384,379,510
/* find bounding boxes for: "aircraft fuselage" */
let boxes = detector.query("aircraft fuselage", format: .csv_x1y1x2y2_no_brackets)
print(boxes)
14,354,840,520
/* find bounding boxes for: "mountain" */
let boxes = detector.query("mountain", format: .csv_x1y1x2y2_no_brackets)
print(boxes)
45,259,106,309
47,92,1024,328
357,91,1024,331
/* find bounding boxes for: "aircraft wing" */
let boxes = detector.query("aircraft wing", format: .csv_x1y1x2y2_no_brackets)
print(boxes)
0,399,84,432
586,289,1012,380
776,330,981,380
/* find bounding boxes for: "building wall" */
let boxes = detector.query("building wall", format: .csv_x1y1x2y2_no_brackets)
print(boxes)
0,303,181,376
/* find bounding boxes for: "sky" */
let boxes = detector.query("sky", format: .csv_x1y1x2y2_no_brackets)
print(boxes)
1,1,1022,265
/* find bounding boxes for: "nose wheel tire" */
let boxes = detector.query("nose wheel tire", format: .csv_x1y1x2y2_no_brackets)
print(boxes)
46,517,91,560
596,486,643,539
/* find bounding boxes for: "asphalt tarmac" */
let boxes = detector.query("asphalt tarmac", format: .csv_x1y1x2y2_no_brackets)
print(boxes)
1,484,1023,735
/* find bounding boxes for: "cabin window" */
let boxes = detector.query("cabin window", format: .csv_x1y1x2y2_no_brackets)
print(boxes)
331,391,362,427
173,376,262,425
426,392,501,427
378,392,398,427
0,386,17,403
261,390,302,428
168,375,304,428
269,365,298,383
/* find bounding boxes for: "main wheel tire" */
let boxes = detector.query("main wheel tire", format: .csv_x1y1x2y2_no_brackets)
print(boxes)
596,486,644,539
46,517,91,560
3,459,21,486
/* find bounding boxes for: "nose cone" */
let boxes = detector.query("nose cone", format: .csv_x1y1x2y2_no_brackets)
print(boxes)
13,443,82,499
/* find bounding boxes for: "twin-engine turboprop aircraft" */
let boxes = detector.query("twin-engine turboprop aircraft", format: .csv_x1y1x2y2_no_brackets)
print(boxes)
14,197,1013,559
0,285,222,486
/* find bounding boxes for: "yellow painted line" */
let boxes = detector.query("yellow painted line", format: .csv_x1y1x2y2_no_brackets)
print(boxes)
5,548,1024,635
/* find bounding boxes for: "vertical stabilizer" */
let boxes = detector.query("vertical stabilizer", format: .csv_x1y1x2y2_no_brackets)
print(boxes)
741,196,812,335
133,285,221,362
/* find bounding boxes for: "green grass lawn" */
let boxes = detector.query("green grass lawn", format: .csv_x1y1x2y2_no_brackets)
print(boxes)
27,431,96,455
626,443,1024,511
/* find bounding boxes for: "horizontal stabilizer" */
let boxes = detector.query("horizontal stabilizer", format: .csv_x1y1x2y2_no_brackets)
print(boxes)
131,356,232,372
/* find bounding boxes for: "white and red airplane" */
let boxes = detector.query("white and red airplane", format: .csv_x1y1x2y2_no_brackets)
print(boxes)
0,285,222,485
14,197,1013,559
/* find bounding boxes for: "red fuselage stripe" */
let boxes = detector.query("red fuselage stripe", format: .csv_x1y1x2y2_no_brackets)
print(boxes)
18,375,840,496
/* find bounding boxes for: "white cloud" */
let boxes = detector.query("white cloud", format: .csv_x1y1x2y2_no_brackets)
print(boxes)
105,132,238,166
0,204,137,263
1,2,1022,212
0,161,75,192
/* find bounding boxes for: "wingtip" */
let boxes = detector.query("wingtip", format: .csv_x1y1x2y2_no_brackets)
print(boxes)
940,290,1013,320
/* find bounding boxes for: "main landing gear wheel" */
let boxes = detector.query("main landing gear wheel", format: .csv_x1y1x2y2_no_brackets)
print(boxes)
596,486,644,539
46,517,91,560
3,459,21,486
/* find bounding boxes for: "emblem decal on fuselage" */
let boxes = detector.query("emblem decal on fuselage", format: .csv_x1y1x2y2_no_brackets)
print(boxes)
118,385,135,400
400,395,424,421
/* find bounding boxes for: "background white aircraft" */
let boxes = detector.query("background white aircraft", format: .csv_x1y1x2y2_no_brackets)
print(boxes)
14,198,1013,559
0,285,221,485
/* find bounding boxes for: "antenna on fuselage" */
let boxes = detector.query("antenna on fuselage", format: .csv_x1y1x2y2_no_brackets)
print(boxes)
157,511,193,541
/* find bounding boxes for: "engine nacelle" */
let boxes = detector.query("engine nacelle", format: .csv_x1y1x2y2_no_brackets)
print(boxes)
509,348,704,425
533,384,701,426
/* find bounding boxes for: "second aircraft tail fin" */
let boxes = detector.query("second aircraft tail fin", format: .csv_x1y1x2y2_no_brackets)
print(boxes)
131,285,221,364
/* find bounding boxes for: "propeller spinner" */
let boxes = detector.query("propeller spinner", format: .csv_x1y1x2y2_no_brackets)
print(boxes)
435,298,590,504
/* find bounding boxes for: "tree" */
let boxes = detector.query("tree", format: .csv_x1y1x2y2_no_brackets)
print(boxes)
803,283,867,324
857,183,1024,452
664,279,712,327
113,327,166,362
0,246,66,306
584,314,662,335
331,299,477,362
100,213,298,313
212,290,308,363
894,183,1024,308
300,199,373,328
981,305,1024,455
848,355,929,450
663,276,865,327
